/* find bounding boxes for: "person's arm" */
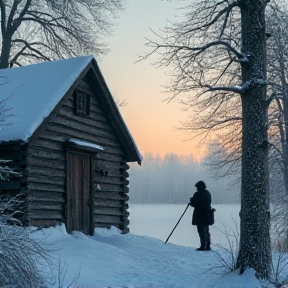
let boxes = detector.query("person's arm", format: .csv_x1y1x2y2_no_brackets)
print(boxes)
203,191,212,209
189,193,198,207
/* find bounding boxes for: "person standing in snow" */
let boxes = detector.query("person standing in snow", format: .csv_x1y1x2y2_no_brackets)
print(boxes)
189,180,212,251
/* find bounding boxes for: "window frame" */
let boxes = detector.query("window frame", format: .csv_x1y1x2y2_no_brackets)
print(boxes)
74,89,90,116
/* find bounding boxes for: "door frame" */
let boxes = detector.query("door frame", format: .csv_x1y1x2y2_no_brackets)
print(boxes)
66,148,94,235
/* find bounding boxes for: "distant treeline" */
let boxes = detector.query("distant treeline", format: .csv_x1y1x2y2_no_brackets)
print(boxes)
128,152,240,204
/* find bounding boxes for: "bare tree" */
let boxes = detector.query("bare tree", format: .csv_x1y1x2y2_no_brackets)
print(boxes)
141,0,271,278
266,3,288,195
196,2,288,187
0,0,125,68
265,2,288,247
203,141,241,182
192,1,288,249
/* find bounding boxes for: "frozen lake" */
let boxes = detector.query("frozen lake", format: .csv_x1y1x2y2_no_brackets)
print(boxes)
129,204,241,248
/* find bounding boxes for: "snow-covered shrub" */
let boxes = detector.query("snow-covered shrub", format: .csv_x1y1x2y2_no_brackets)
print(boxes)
213,218,240,274
0,159,20,181
213,218,288,287
0,195,52,287
269,239,288,288
0,140,52,286
270,199,288,252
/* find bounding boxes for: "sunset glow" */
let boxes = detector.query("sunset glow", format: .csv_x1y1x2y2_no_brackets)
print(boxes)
99,0,207,162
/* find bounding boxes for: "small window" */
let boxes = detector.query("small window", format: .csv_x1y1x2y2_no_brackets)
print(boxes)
74,90,90,115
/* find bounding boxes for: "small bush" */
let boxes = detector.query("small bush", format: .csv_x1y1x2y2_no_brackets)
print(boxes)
0,195,52,287
269,240,288,288
213,217,240,274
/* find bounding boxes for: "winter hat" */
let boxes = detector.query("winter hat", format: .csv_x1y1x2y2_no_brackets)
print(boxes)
195,180,206,190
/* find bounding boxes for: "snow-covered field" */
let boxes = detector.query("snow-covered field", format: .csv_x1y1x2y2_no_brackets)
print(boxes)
129,204,241,248
31,204,284,288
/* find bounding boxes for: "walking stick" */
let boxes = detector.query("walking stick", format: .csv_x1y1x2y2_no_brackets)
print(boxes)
165,203,190,244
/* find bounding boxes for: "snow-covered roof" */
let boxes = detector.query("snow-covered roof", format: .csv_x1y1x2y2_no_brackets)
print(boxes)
0,56,142,164
0,56,93,142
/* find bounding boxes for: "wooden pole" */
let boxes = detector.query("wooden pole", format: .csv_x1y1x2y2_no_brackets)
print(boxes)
165,203,190,244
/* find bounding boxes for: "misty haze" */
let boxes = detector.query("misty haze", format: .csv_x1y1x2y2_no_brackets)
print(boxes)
128,152,240,205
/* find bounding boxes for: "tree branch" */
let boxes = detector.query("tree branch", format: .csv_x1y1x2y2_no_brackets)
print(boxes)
10,39,51,65
0,1,6,36
143,39,246,62
178,0,240,37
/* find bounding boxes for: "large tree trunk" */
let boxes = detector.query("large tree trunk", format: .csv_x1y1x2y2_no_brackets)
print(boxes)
0,1,13,69
0,33,12,69
236,1,271,279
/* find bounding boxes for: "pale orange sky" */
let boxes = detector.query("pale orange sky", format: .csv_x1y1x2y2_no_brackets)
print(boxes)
99,0,207,161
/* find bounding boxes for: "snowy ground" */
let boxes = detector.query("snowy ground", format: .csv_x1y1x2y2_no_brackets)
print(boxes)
34,224,266,288
28,204,287,288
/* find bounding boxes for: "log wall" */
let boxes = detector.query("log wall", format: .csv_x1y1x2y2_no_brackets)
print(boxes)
25,76,130,232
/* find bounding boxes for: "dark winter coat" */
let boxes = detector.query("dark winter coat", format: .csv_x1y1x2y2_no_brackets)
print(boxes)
190,189,212,226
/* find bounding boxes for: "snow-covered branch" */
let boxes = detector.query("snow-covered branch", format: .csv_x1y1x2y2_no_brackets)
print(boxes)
201,84,242,94
0,159,20,181
241,78,267,92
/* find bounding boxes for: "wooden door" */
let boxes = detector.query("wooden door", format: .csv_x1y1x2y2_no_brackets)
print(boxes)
67,152,92,235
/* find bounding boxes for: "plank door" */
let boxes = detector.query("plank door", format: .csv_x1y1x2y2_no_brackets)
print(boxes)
67,152,93,235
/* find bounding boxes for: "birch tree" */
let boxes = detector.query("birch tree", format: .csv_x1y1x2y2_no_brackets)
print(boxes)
0,0,125,68
142,0,271,278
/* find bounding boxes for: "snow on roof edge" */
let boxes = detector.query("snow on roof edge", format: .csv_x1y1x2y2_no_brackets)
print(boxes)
68,138,104,151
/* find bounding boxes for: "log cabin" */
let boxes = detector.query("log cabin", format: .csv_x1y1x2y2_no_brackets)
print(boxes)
0,56,142,235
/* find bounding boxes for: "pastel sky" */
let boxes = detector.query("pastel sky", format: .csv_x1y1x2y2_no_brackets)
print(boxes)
99,0,206,161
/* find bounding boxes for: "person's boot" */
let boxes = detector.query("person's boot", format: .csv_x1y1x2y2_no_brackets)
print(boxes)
196,246,205,251
205,245,211,251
